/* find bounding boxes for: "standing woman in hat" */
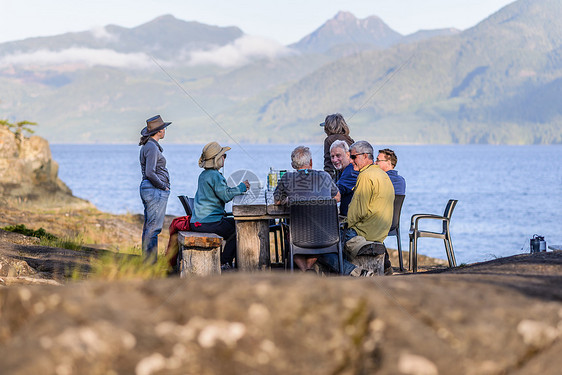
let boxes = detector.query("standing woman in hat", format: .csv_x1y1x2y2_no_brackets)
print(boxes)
139,115,172,263
190,142,250,270
321,113,354,181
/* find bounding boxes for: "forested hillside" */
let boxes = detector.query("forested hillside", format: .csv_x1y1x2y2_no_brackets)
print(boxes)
0,0,560,144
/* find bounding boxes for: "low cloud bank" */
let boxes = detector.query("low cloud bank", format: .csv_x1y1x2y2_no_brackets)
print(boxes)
187,35,295,67
0,35,296,70
90,26,118,41
0,48,153,69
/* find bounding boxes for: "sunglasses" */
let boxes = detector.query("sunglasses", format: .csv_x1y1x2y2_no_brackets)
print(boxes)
350,153,369,160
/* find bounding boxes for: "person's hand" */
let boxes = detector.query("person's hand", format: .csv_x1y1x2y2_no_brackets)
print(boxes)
333,191,341,203
275,198,288,206
243,180,250,190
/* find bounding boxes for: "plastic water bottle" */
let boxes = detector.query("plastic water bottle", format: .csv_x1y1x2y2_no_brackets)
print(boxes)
267,168,277,191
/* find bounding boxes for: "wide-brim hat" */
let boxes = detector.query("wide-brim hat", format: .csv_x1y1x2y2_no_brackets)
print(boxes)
141,115,171,136
198,141,231,169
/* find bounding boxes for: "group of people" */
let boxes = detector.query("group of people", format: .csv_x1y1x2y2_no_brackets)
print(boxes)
273,112,405,276
139,115,249,269
138,113,405,276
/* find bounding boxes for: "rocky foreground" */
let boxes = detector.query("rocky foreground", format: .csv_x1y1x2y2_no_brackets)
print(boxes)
1,239,561,375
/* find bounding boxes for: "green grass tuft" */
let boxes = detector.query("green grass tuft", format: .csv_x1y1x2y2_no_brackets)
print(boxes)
2,224,58,240
2,224,85,251
90,251,169,280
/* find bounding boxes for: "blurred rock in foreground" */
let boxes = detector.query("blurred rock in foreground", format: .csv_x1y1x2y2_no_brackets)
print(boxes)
0,251,561,374
0,126,92,209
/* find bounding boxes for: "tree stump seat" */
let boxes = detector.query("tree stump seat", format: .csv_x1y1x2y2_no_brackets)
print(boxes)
177,231,222,277
348,241,386,275
315,241,386,276
351,254,385,276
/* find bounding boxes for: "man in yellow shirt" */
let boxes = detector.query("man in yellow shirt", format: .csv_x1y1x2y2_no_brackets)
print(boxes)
346,141,395,274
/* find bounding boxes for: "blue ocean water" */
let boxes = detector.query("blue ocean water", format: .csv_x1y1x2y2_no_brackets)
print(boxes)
51,144,562,265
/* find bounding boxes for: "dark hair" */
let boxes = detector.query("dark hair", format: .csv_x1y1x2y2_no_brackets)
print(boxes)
139,135,150,146
323,113,350,136
378,148,397,167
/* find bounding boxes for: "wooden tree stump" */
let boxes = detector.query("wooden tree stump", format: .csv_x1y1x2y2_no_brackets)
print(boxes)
178,231,222,277
315,254,385,276
315,241,386,276
351,254,385,276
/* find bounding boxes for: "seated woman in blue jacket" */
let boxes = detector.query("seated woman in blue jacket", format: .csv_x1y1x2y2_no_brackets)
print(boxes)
190,142,250,270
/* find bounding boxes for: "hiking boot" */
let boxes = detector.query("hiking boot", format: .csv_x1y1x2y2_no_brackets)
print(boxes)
357,242,386,256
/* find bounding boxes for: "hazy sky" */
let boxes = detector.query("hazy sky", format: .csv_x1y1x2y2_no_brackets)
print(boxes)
1,0,516,45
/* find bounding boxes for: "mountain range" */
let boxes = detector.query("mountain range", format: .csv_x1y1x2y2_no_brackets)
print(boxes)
0,0,560,144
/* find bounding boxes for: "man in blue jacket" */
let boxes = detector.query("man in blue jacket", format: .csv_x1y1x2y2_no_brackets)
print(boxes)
330,140,359,216
375,149,406,195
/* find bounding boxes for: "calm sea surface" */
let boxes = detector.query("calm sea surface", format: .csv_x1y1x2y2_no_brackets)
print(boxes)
51,144,562,265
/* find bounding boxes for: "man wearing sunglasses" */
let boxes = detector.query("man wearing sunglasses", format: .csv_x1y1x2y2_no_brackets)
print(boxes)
375,149,406,195
346,141,395,274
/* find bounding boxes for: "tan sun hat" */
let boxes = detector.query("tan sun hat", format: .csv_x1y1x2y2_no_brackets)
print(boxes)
198,141,231,169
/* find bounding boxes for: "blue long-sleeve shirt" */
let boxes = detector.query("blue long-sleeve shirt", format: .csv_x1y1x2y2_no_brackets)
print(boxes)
386,169,406,195
191,169,247,223
336,163,359,216
140,138,169,190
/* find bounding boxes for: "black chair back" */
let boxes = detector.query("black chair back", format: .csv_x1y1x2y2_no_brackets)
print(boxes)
288,199,343,274
178,195,194,216
388,194,405,271
442,199,458,231
290,199,340,249
389,194,405,232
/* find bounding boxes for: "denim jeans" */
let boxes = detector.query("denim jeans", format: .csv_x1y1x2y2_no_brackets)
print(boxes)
317,228,358,275
318,253,357,275
342,227,358,244
337,227,391,270
140,179,170,262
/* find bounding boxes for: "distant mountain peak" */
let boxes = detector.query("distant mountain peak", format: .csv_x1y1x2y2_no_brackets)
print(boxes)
326,11,386,29
152,14,177,22
291,11,401,53
333,11,357,21
134,14,198,30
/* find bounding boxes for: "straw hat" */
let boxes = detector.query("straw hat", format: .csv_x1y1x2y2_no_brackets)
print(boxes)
198,141,231,168
141,115,171,136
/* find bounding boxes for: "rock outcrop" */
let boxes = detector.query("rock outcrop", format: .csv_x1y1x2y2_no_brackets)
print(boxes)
0,126,91,208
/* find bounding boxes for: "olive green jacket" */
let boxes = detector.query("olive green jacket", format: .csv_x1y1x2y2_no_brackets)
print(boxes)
347,163,395,243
